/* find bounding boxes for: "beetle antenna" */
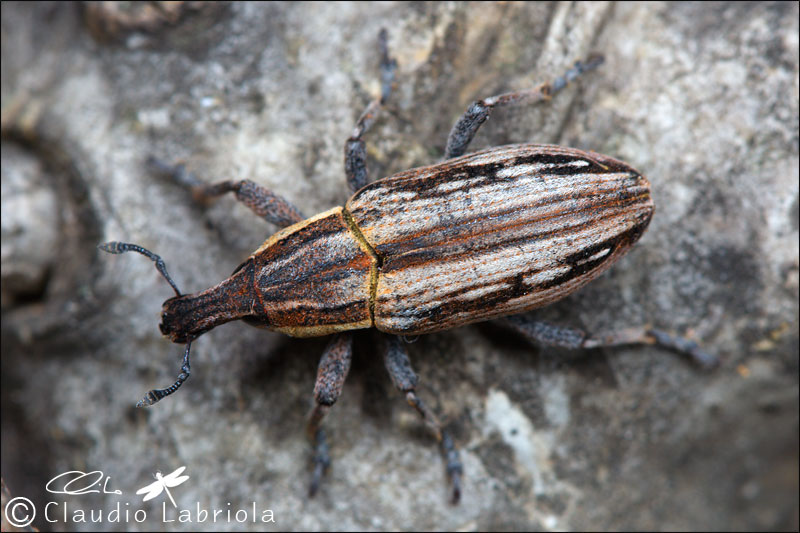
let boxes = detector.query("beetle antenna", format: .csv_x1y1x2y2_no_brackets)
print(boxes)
136,341,192,407
99,241,192,406
98,241,183,296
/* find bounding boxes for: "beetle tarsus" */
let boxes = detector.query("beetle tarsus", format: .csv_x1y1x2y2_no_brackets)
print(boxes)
146,156,203,189
551,54,605,93
646,328,720,369
403,390,464,505
442,431,463,504
308,428,331,497
378,27,397,104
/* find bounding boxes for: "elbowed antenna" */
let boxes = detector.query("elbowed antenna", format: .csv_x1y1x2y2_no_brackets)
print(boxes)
98,241,193,406
98,241,183,297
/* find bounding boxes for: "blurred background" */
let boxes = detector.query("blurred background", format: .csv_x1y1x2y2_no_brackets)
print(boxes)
2,2,798,530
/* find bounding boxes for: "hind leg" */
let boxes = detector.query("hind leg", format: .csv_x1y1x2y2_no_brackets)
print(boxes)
444,54,604,159
500,315,719,369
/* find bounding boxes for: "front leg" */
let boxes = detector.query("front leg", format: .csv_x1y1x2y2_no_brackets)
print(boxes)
146,156,305,228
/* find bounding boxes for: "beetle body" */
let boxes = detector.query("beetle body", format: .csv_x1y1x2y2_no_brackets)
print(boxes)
159,143,652,343
100,42,715,504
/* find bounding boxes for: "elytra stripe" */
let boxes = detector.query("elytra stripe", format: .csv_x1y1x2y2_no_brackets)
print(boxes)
373,220,645,335
379,194,650,274
375,207,649,307
372,186,651,262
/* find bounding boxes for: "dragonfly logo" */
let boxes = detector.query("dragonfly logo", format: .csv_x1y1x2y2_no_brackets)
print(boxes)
136,467,189,508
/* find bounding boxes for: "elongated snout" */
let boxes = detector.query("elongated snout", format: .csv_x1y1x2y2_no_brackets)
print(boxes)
159,260,260,343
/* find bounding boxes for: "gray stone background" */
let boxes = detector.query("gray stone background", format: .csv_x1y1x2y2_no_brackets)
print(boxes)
1,2,797,531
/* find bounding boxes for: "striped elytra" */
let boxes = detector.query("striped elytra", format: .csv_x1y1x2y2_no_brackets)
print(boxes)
348,143,653,334
159,143,652,339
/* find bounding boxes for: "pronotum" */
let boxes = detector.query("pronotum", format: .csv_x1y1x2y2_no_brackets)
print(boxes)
100,30,716,503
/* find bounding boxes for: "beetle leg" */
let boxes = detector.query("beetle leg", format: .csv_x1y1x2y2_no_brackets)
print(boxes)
306,333,353,497
500,315,719,369
383,335,463,504
146,156,305,228
344,28,397,193
444,54,605,159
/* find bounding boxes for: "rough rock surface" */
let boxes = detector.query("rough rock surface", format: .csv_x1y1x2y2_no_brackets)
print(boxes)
2,2,797,531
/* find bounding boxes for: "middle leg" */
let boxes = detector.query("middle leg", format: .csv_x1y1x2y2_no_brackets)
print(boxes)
306,333,354,497
383,334,463,504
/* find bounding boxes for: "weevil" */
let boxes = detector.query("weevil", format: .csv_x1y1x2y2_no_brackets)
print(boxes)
100,30,717,504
